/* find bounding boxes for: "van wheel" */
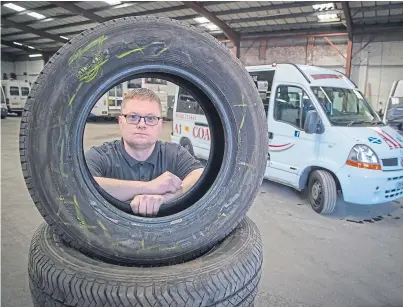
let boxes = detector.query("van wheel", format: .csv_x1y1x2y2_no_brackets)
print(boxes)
16,111,22,116
308,170,337,214
180,138,195,156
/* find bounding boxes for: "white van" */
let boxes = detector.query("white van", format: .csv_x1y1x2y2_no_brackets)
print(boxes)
1,85,7,119
382,80,403,130
172,64,403,214
1,80,30,116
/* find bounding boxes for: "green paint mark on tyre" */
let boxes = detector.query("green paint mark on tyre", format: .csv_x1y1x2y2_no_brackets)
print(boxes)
69,35,108,65
117,44,151,59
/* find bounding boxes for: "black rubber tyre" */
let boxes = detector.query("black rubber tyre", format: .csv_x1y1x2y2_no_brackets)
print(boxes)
20,16,267,265
180,137,195,156
29,218,262,307
16,111,22,116
308,170,337,214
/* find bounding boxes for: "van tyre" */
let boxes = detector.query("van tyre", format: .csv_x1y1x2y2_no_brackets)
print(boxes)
20,16,267,265
308,170,337,214
28,218,262,307
180,137,195,156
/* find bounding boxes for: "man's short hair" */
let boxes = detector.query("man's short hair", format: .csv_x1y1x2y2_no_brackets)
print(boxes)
121,88,162,114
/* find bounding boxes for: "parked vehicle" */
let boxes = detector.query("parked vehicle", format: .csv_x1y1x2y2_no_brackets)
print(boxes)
89,78,170,120
1,85,7,119
382,80,403,131
1,80,30,116
172,63,403,214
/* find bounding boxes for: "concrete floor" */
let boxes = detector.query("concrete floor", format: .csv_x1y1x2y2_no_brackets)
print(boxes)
2,116,403,307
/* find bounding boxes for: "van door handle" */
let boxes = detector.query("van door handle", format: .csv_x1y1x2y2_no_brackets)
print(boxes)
268,132,273,139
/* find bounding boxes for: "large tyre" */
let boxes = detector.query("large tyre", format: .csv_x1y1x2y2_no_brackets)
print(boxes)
20,17,267,265
29,218,262,307
308,170,337,214
180,137,195,156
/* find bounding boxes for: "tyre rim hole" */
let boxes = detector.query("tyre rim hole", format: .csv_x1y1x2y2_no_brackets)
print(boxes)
80,70,226,219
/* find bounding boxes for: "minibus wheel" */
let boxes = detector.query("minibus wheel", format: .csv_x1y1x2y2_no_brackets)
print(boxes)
179,137,195,156
308,170,337,214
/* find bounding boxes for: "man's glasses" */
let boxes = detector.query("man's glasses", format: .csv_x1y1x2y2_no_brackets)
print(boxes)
121,114,161,126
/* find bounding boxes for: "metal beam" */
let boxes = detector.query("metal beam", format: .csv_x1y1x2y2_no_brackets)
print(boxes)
346,39,352,77
352,3,403,18
354,15,403,24
49,1,107,23
220,9,343,25
341,2,353,40
1,18,66,43
184,1,239,43
0,1,341,39
1,39,53,56
1,4,58,19
1,3,187,35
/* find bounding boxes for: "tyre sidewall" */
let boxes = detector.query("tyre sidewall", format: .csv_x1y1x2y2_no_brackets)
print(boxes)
22,17,268,263
308,171,325,214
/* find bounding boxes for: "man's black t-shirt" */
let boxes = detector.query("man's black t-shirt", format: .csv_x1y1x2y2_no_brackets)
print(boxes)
85,139,203,181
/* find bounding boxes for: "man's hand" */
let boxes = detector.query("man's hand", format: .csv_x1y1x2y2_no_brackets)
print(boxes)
130,195,165,217
150,171,182,194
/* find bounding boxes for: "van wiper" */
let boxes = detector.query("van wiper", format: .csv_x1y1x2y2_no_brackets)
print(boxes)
371,120,384,125
347,120,364,126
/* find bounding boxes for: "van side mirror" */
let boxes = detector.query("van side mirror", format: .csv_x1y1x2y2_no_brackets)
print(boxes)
304,110,323,134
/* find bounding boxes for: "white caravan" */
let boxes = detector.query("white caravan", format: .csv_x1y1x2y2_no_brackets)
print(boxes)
1,80,31,116
172,64,403,214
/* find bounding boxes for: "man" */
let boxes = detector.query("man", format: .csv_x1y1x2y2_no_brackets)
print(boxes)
85,88,204,217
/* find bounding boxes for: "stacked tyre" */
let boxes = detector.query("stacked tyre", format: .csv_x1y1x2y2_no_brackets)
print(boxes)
21,16,268,307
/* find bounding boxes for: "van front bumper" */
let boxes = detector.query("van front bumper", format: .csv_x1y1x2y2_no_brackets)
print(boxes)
336,165,403,204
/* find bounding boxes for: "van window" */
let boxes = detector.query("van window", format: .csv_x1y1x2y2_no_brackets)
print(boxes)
10,86,19,96
176,87,204,115
21,87,30,96
116,83,123,97
274,85,314,129
108,87,116,97
144,78,167,85
249,70,275,116
128,79,141,89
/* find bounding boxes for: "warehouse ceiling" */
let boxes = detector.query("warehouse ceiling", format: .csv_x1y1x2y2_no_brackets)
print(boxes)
1,1,403,60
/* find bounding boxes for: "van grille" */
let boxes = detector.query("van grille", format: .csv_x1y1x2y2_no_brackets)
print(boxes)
382,158,398,167
385,176,403,199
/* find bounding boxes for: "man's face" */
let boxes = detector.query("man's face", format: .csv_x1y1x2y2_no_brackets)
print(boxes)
118,98,162,149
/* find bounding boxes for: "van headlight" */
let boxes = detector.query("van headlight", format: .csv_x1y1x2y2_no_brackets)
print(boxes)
346,145,381,170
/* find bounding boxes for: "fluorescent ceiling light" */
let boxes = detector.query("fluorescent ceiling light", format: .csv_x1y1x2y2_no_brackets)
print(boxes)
114,3,133,9
3,3,25,12
13,42,22,46
202,23,220,31
313,3,335,11
29,54,42,58
27,12,46,20
28,46,35,49
194,17,210,24
103,0,121,5
60,36,69,40
317,13,340,22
